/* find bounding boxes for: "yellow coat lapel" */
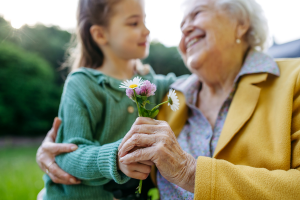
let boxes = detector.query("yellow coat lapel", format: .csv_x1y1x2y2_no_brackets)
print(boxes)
213,73,269,158
157,91,188,138
157,73,270,158
154,73,270,185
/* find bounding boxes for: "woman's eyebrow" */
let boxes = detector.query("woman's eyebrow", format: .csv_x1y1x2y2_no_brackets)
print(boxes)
180,5,207,28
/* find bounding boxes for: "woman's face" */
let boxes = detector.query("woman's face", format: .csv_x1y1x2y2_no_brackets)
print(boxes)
179,0,242,81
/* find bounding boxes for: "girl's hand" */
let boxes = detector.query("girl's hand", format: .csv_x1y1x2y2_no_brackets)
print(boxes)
118,117,196,193
117,146,153,180
36,117,81,185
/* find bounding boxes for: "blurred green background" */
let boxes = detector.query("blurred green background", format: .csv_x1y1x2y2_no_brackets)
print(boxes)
0,16,189,138
0,16,189,199
0,146,44,200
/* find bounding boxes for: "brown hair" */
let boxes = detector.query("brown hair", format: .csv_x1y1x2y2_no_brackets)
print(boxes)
63,0,119,71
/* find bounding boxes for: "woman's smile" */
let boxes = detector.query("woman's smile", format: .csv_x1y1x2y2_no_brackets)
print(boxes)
185,30,206,51
186,36,206,53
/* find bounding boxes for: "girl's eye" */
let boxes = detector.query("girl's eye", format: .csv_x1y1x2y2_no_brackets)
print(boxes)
129,22,138,26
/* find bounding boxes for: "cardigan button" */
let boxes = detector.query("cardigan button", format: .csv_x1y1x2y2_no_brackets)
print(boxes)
127,106,135,113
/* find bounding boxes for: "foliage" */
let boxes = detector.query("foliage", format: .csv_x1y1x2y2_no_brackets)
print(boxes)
0,16,72,84
0,42,62,136
0,16,189,137
0,146,44,200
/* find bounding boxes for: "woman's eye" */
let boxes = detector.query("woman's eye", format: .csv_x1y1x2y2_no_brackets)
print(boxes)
194,11,201,17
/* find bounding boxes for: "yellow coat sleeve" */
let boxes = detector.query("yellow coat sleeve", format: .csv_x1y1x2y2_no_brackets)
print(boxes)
194,72,300,200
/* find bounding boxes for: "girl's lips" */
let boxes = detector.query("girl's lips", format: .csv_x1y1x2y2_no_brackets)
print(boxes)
138,42,148,46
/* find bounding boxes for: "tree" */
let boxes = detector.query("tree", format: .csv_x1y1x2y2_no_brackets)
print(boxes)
0,16,72,84
0,16,190,137
0,42,62,136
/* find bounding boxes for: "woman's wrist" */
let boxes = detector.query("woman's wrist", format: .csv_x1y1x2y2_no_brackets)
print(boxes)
177,152,196,193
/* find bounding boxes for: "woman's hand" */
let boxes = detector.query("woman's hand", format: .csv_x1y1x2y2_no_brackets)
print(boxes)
117,146,153,180
118,117,197,193
117,154,153,180
36,117,81,185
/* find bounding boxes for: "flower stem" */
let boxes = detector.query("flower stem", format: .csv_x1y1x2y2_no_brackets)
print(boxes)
133,90,141,117
138,179,143,194
151,101,169,111
133,90,143,193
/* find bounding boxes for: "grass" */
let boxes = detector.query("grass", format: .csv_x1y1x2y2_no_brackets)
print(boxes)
0,146,44,200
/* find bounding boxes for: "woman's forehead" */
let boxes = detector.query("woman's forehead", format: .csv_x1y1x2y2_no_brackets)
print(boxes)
180,0,216,27
182,0,214,17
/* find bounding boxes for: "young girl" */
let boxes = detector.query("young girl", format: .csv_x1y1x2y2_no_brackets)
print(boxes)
42,0,176,199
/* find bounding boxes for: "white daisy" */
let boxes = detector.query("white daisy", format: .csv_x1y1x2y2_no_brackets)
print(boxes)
119,77,144,89
167,89,180,111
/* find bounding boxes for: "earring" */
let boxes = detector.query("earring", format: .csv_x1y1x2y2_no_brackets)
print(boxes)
236,39,241,44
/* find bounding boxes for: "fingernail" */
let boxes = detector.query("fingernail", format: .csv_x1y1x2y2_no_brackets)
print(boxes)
71,146,78,151
70,178,76,183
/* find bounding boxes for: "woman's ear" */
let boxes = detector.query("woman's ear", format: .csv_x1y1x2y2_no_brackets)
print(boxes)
236,18,250,39
90,25,108,46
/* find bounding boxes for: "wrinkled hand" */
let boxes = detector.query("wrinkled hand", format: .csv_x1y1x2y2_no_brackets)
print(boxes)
36,117,81,185
117,146,154,180
118,117,196,193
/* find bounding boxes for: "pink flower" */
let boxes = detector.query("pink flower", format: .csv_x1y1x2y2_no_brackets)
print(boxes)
126,88,141,100
140,80,156,97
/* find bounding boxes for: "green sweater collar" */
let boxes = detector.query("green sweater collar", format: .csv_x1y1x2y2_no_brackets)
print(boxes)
71,67,152,102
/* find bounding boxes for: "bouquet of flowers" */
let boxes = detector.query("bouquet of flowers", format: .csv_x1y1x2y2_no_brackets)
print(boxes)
119,77,179,194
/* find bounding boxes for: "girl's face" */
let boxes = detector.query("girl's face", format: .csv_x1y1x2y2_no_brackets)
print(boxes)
106,0,150,60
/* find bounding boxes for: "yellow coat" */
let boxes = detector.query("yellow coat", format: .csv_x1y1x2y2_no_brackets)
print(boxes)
157,58,300,199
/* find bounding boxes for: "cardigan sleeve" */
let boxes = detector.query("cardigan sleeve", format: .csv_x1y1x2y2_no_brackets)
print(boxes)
54,74,130,186
194,72,300,199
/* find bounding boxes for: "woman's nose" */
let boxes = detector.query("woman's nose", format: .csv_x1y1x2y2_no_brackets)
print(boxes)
181,20,195,36
182,25,195,36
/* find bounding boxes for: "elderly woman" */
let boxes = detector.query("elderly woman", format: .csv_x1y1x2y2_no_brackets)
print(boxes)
118,0,300,198
37,0,300,199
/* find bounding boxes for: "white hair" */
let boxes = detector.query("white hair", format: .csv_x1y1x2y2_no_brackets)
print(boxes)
214,0,270,51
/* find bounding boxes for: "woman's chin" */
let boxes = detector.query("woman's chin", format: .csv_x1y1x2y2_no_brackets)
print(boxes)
187,56,203,72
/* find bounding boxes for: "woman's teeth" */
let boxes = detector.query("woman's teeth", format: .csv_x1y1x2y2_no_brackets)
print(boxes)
187,38,200,49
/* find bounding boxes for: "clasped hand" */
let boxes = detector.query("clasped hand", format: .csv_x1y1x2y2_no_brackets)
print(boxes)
118,117,197,193
36,118,153,184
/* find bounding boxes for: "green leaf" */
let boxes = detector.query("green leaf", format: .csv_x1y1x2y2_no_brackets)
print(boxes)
141,96,148,101
137,98,144,105
139,106,146,117
148,188,160,200
149,109,159,119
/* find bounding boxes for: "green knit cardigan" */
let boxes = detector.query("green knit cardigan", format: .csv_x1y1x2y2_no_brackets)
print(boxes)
43,67,176,200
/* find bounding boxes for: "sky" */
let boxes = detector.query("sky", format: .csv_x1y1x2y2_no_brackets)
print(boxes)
0,0,300,47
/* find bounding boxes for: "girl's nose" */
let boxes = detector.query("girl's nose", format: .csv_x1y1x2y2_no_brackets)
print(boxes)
143,24,150,36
